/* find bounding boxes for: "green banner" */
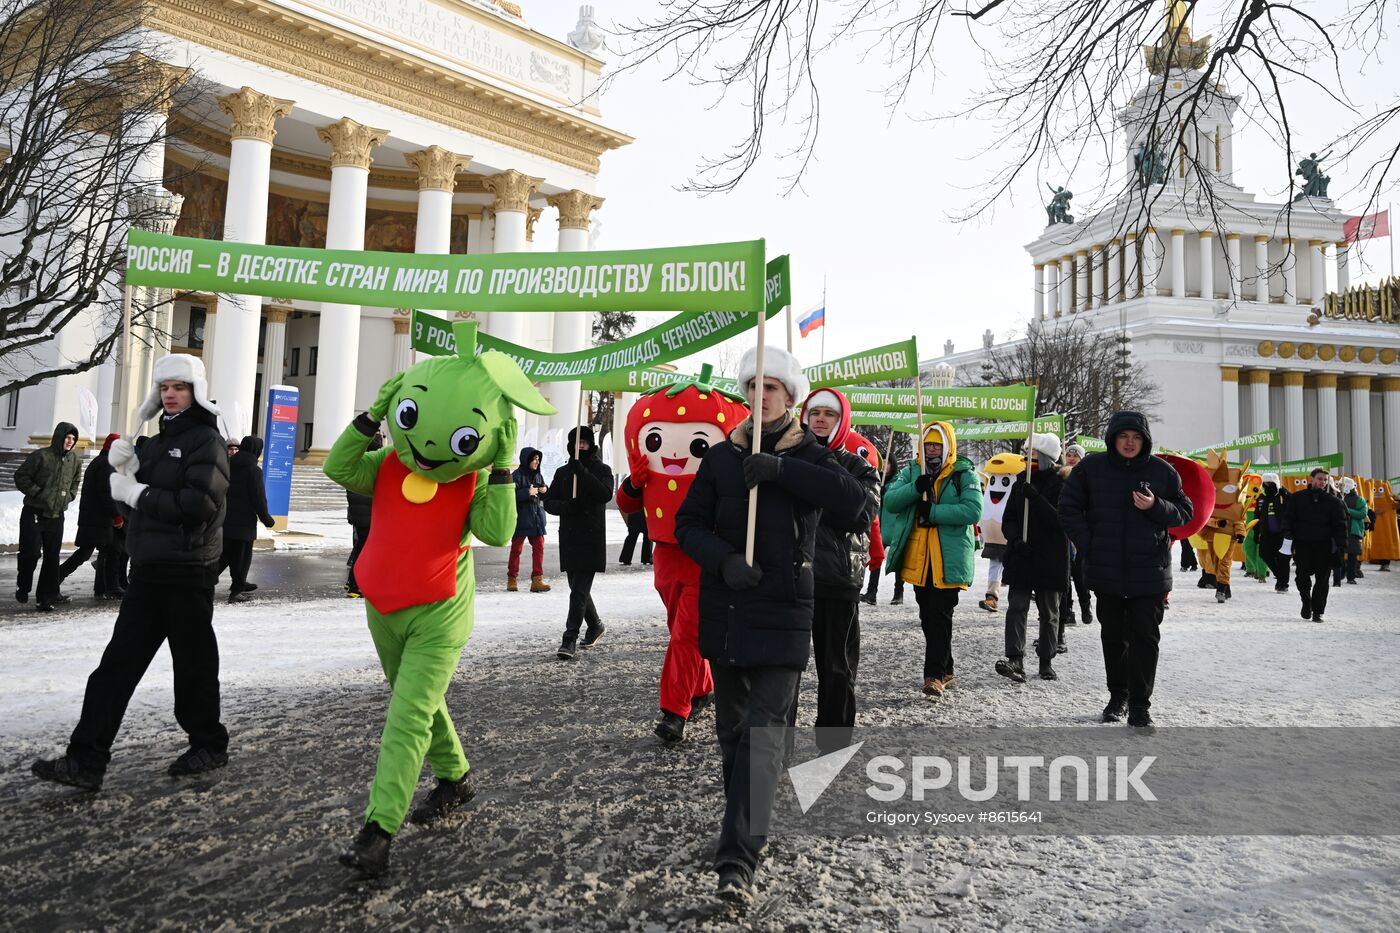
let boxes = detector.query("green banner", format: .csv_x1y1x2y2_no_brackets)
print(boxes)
950,414,1066,441
125,230,766,314
845,384,1035,421
413,256,790,380
579,334,913,394
1076,435,1108,452
1250,452,1345,474
806,339,919,389
849,411,923,433
1182,428,1281,457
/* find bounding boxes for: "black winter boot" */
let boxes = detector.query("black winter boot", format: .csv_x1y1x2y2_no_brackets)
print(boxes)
339,822,392,876
688,692,715,721
1127,708,1155,728
168,746,228,776
557,636,578,660
1038,660,1057,680
1102,697,1128,723
410,774,476,825
654,711,686,744
1197,572,1216,589
32,755,103,791
995,656,1027,684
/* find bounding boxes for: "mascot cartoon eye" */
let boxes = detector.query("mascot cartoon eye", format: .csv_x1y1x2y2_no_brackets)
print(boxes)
645,431,663,453
1223,483,1238,494
857,445,870,458
395,398,419,430
689,437,710,459
998,476,1012,487
449,426,481,457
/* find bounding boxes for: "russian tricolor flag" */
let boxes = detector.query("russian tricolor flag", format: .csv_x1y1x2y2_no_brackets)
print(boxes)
797,304,825,337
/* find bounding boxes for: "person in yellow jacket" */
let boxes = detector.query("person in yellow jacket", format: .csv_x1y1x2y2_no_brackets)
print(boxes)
880,422,983,697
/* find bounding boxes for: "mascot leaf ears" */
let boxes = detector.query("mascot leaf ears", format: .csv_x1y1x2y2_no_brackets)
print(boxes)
453,320,557,416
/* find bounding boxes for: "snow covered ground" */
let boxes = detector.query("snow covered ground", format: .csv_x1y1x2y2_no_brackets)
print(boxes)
0,553,1397,930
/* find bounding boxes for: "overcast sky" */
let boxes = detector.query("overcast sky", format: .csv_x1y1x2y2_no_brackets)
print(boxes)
529,2,1400,372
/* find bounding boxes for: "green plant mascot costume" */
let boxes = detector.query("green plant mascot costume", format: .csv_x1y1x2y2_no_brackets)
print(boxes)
325,321,555,876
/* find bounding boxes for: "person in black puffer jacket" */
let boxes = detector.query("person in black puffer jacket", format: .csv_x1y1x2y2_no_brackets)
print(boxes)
675,346,867,903
58,433,126,599
344,431,383,598
32,354,231,792
996,432,1070,684
543,426,613,657
1058,411,1192,729
220,435,275,602
509,445,551,593
1282,467,1347,623
797,388,880,754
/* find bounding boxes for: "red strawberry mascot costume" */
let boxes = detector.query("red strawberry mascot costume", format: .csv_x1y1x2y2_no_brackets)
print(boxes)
617,365,750,744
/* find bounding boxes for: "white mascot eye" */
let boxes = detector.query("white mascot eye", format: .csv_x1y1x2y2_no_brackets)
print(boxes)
1223,483,1238,494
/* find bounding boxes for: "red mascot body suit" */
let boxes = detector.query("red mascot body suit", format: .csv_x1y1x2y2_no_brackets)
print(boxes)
616,367,750,735
843,430,885,571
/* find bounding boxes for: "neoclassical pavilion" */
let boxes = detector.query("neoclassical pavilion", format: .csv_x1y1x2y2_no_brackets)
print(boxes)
5,0,630,457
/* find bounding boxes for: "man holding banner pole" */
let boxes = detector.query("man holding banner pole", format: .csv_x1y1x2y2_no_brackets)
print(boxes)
674,344,866,903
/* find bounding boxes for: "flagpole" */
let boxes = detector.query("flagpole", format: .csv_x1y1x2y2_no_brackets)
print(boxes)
1390,202,1395,278
821,275,827,363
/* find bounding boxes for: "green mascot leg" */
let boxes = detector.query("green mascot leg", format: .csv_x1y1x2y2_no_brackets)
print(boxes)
363,557,477,835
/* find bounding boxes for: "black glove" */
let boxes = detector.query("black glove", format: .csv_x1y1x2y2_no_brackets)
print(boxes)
914,474,934,494
720,553,763,589
916,499,933,525
1008,539,1033,561
263,518,276,529
1022,483,1042,501
743,452,783,489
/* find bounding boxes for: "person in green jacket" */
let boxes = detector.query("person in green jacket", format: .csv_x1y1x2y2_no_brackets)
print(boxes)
880,421,983,698
14,422,81,610
324,322,555,878
1339,477,1369,584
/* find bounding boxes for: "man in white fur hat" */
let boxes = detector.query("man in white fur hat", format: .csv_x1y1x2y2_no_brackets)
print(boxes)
32,353,232,791
995,433,1070,683
675,344,868,903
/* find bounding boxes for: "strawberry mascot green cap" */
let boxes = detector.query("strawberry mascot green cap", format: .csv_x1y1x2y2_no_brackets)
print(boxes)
618,364,750,730
324,321,555,866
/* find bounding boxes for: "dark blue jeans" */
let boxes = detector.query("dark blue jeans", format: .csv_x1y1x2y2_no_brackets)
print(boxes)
711,662,801,879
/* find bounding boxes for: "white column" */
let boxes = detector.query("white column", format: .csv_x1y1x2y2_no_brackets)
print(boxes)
1221,367,1240,441
1254,235,1270,303
1348,375,1372,477
1075,249,1090,312
1045,261,1059,318
466,213,482,254
1282,237,1297,306
262,305,290,389
405,144,470,361
1317,374,1339,457
1090,245,1104,308
1246,369,1273,463
1383,377,1400,480
310,117,388,456
1142,228,1163,297
1309,239,1326,306
1226,233,1242,302
1123,233,1139,300
1059,256,1074,313
545,190,603,432
482,170,543,349
1337,241,1351,292
1282,371,1305,460
1108,240,1122,304
208,87,292,423
1170,229,1186,297
1198,230,1215,299
1034,264,1045,321
392,317,413,373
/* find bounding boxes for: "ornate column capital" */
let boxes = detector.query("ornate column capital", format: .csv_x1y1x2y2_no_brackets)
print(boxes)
1198,230,1215,238
263,306,292,325
483,169,544,213
545,189,604,230
393,318,411,335
404,146,471,192
1225,232,1241,241
1314,373,1338,389
317,117,389,169
1346,374,1373,392
1170,229,1186,237
1254,234,1269,243
1244,368,1273,385
217,87,294,144
1380,377,1400,393
1281,371,1306,388
108,53,191,114
525,206,543,242
1220,365,1240,383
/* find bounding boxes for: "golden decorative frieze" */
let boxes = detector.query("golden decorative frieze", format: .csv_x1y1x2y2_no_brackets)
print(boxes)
545,189,604,230
1277,341,1295,358
1319,345,1336,361
216,86,294,144
1299,343,1316,360
317,118,389,170
145,0,631,174
1360,347,1378,364
482,169,543,213
1321,277,1399,323
1339,346,1357,363
1382,349,1398,365
1256,340,1275,358
404,146,471,192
